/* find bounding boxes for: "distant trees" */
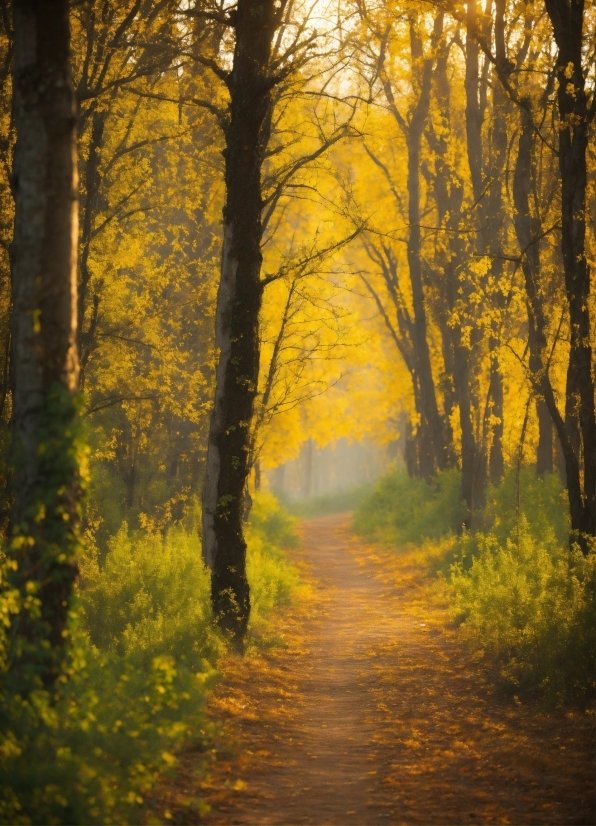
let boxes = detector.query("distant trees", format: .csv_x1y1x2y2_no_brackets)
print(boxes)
350,0,595,541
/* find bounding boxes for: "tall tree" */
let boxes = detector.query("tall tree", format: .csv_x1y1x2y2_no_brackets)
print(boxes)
542,0,595,544
476,0,596,546
359,5,450,480
199,0,356,640
8,0,81,687
425,37,478,521
462,0,506,503
201,0,280,642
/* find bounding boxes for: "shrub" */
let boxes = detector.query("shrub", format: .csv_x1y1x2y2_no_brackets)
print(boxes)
353,467,466,545
248,491,299,549
0,492,301,824
0,610,210,824
79,525,223,670
80,492,301,665
246,492,303,630
478,468,569,549
450,521,595,702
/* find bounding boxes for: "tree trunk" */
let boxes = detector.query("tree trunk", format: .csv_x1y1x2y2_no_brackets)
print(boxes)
542,0,595,543
464,0,483,200
463,0,508,503
513,102,590,549
406,131,447,479
403,15,448,479
202,0,277,642
9,0,81,688
78,109,106,382
404,417,417,478
536,398,553,476
462,0,488,513
302,438,314,499
485,7,508,484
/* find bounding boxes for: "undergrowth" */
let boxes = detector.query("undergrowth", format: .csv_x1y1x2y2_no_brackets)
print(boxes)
355,465,595,704
353,467,466,545
450,521,595,702
0,492,301,824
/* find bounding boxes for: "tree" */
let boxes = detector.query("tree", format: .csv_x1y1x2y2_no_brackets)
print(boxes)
542,0,595,544
200,0,282,642
8,0,81,688
198,0,357,641
425,32,480,520
465,0,596,546
369,6,450,479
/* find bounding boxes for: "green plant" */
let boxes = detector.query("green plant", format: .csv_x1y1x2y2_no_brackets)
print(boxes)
479,468,569,548
0,603,210,825
0,492,302,824
248,491,299,548
286,483,374,519
450,521,595,702
246,492,302,630
353,467,466,546
79,525,223,670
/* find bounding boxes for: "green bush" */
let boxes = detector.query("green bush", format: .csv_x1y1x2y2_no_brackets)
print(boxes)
80,492,300,663
478,468,569,548
246,492,302,631
0,615,210,824
0,492,301,824
450,521,595,702
353,467,466,545
79,525,223,670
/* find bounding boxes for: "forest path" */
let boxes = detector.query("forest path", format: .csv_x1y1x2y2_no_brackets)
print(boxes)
166,513,594,825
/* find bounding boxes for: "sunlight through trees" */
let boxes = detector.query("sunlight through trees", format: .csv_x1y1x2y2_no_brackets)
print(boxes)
0,0,593,820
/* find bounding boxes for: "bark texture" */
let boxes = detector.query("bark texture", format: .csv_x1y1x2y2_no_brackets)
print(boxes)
9,0,81,687
202,0,276,641
484,0,508,485
395,14,449,479
543,0,595,544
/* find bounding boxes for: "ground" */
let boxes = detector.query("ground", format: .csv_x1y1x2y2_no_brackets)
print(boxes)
156,513,595,825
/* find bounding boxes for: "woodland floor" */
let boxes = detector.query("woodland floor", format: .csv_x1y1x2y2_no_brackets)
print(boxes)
157,514,596,825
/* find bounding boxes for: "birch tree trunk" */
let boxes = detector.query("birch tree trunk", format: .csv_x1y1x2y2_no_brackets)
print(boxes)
202,0,277,642
9,0,81,688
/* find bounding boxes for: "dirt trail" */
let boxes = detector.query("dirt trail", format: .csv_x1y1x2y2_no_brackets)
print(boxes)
165,513,595,825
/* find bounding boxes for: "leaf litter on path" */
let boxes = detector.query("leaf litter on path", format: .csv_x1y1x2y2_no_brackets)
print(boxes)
157,513,595,825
